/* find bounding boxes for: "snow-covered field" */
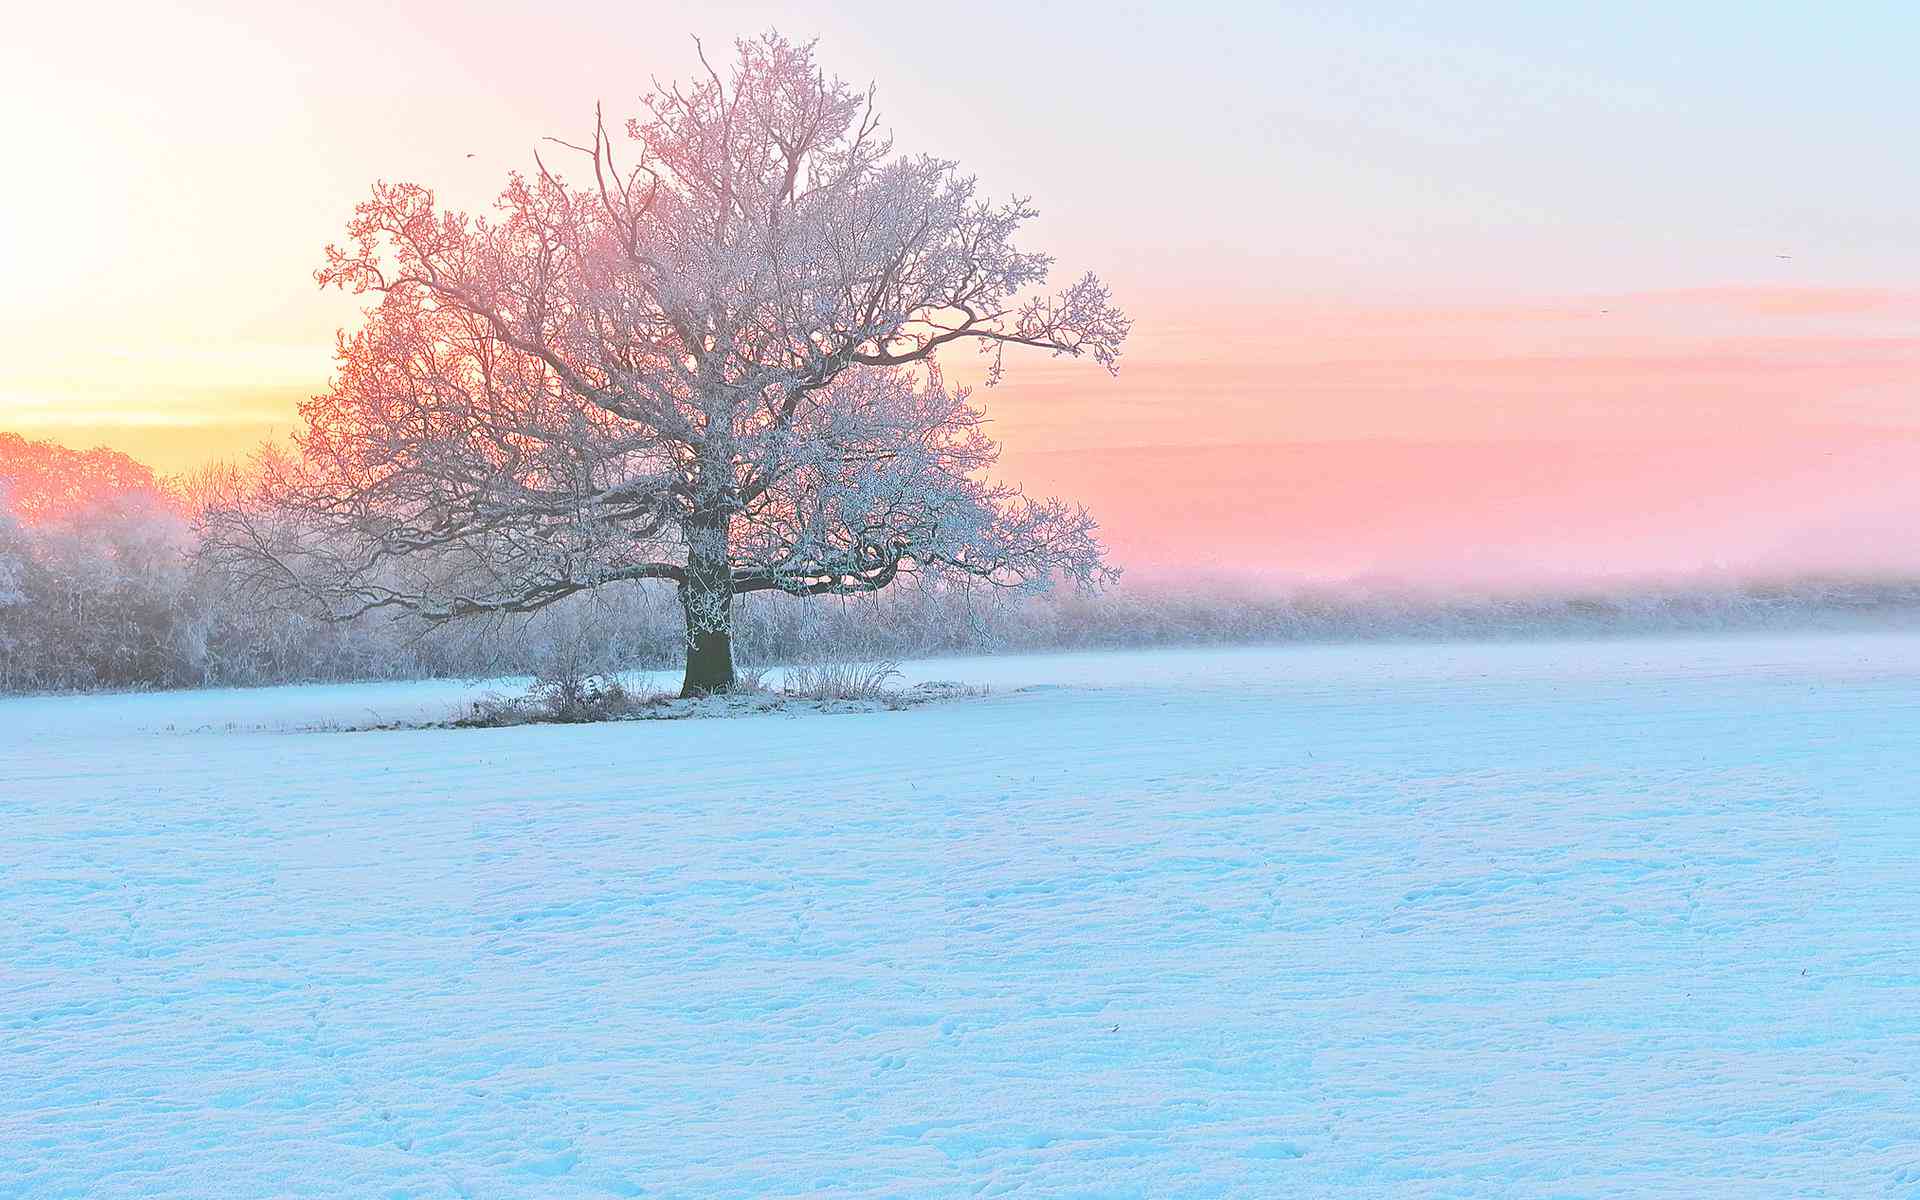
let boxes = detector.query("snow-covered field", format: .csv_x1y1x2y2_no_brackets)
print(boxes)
5,633,1920,1198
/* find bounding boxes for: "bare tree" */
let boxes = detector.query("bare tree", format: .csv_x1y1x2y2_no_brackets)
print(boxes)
202,33,1129,695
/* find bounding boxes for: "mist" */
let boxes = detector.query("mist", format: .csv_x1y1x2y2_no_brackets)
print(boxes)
1002,429,1920,591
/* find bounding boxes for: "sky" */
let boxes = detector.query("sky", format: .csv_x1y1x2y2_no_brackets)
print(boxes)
2,1,1917,583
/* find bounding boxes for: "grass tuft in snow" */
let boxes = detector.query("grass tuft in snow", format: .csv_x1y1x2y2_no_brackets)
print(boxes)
442,661,984,731
458,672,661,727
780,658,904,702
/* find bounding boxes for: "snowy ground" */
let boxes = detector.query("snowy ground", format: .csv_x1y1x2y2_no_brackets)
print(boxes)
5,633,1920,1198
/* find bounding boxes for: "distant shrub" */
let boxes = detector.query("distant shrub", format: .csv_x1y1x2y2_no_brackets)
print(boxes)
731,663,775,693
781,658,902,702
459,673,658,727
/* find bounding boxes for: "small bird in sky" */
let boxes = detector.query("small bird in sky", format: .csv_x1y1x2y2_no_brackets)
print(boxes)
1776,254,1793,259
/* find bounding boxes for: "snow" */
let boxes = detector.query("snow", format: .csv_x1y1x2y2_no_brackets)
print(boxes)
5,632,1920,1197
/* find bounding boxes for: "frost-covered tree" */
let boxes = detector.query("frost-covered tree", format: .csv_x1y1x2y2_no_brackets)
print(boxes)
0,433,166,525
203,32,1128,695
0,495,28,612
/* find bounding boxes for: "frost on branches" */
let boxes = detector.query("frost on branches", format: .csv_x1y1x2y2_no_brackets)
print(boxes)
202,33,1129,696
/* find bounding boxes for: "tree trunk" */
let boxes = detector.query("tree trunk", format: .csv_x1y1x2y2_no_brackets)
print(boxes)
678,513,735,696
681,621,734,696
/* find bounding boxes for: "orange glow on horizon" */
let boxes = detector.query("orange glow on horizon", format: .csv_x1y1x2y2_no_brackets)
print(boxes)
8,285,1919,584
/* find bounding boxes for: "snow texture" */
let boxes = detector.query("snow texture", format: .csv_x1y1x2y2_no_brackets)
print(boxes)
4,633,1920,1197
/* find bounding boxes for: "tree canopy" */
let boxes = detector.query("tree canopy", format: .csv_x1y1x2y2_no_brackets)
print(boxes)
204,32,1130,694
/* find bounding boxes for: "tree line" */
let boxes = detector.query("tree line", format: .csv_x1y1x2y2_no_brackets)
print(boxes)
4,432,1914,695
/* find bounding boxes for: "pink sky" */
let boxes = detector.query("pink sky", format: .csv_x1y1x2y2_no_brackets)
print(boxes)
2,2,1916,584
